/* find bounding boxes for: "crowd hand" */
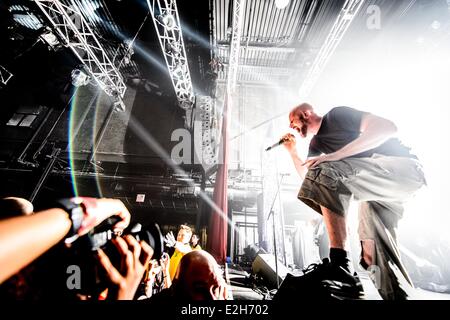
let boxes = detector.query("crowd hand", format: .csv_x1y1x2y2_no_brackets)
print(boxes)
147,259,161,280
76,198,131,236
97,235,153,300
160,252,170,272
211,279,229,300
164,231,176,247
302,153,340,169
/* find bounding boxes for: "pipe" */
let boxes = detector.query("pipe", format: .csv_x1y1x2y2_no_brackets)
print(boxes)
29,147,61,202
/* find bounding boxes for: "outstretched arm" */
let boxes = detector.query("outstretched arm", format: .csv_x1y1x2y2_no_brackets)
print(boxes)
0,198,131,284
0,208,71,283
304,114,397,168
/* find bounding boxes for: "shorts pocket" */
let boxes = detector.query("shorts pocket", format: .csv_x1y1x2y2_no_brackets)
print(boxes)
307,166,340,191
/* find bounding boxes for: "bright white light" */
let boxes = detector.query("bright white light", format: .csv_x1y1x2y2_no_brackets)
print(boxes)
275,0,289,9
431,20,441,30
71,69,89,87
40,31,59,48
160,14,176,30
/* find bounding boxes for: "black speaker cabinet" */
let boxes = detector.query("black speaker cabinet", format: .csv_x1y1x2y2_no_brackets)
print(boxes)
252,253,289,288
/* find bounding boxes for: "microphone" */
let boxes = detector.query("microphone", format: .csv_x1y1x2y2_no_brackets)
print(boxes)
265,138,287,151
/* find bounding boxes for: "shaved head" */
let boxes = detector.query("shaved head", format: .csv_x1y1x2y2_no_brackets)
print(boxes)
0,197,33,218
290,103,313,116
288,102,322,138
173,250,226,300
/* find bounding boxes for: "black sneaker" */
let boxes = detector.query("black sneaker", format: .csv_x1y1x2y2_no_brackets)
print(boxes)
273,258,364,301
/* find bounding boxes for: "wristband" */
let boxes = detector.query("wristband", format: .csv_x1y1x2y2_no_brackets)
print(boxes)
55,197,85,244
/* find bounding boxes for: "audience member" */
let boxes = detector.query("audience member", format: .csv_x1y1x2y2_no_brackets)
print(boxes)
190,233,202,251
164,225,192,280
150,250,229,301
0,197,34,218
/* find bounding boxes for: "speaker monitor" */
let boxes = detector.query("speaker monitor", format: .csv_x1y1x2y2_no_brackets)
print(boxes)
252,254,290,288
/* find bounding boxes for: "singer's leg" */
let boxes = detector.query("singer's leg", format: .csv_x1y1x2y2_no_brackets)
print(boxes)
321,206,347,250
284,163,363,300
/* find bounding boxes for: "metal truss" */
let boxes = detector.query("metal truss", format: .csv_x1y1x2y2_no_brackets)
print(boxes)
0,65,13,86
34,0,126,103
226,0,246,94
146,0,195,111
298,0,365,98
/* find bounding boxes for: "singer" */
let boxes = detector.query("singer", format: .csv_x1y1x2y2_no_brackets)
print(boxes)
279,103,426,300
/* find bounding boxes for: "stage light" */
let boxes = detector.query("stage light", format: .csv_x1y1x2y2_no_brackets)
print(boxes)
275,0,290,9
71,69,90,87
173,64,185,78
113,100,126,111
158,13,176,30
165,41,181,55
39,28,60,49
431,20,441,30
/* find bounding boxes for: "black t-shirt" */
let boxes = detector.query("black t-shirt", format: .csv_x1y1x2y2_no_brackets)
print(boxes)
308,106,416,159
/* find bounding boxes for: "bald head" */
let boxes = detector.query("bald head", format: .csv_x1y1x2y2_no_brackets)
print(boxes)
174,250,227,300
0,197,33,218
290,103,313,114
288,102,322,138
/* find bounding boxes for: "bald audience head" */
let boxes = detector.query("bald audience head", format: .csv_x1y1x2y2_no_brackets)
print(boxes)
0,197,33,218
173,250,228,300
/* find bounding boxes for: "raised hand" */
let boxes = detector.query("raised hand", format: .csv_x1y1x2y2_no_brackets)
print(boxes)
97,235,153,300
164,231,176,248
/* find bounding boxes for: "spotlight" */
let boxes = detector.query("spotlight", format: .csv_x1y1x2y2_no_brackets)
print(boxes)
71,68,90,87
431,20,441,30
173,64,185,78
275,0,289,9
113,99,126,111
158,14,176,30
39,28,60,49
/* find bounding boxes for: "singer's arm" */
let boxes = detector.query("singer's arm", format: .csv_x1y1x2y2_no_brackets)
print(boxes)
282,133,308,179
289,150,308,180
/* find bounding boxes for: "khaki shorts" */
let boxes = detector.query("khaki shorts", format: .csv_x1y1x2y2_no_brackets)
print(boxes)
298,154,426,217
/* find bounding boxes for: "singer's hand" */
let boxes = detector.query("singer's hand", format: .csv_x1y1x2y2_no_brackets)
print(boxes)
302,153,340,169
281,133,296,153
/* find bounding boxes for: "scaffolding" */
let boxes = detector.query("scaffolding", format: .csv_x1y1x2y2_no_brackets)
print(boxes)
147,0,195,112
0,65,13,86
34,0,126,108
299,0,365,98
226,0,246,94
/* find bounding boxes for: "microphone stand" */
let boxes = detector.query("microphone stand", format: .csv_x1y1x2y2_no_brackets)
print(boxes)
266,173,288,289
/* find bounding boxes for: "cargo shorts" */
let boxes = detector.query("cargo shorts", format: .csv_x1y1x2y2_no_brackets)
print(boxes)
298,154,426,218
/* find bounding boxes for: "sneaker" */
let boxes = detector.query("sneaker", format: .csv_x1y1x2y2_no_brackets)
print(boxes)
273,258,364,301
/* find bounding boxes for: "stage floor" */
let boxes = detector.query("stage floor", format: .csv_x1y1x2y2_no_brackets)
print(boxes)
225,264,450,300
